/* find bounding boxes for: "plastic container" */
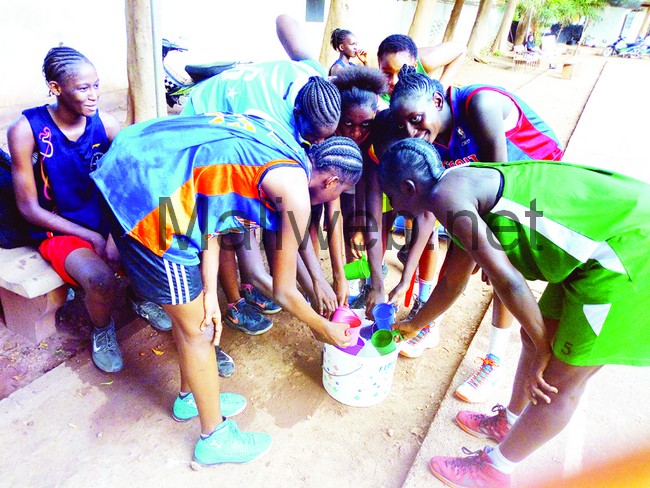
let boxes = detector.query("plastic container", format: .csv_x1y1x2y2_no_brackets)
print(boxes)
322,341,399,407
344,254,371,280
372,303,396,330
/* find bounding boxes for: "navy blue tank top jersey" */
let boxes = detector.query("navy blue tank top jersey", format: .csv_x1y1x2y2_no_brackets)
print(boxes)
433,85,564,168
22,105,110,237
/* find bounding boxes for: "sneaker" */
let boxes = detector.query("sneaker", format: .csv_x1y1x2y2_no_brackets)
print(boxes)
348,278,362,302
349,284,369,310
240,284,281,315
224,298,273,335
191,419,272,468
406,295,424,320
455,404,512,443
399,323,440,358
172,392,247,422
216,346,235,378
91,322,123,373
455,354,501,403
132,300,172,332
429,446,511,488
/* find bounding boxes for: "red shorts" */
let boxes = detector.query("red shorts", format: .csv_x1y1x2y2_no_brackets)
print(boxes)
38,235,94,286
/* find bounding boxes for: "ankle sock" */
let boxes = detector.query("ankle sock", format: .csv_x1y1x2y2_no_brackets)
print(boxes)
418,279,433,302
487,323,511,361
94,319,115,333
486,445,517,474
505,407,519,425
201,417,228,439
179,391,191,399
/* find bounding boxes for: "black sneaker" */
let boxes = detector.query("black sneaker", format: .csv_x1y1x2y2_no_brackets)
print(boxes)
132,300,172,332
224,299,273,335
216,346,235,378
240,284,282,315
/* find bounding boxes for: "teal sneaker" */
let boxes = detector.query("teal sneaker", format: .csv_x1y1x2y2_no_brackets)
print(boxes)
132,299,172,332
191,419,272,469
172,392,247,422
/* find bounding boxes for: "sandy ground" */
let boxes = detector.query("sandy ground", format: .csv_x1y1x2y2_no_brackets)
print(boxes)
1,47,638,487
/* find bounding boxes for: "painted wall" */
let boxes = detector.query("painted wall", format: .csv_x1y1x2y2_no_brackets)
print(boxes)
583,6,647,47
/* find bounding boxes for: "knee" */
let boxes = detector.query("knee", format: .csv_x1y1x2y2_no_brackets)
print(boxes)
84,268,117,299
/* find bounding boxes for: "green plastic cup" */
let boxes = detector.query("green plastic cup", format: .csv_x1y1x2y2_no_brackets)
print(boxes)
370,329,402,356
344,254,371,280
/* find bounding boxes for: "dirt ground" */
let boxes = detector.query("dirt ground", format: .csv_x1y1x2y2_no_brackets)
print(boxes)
0,47,614,487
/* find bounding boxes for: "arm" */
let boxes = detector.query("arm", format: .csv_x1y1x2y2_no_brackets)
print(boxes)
388,211,436,304
262,167,350,346
466,90,512,162
418,42,466,87
325,198,349,306
363,161,386,317
200,235,222,345
98,111,122,142
7,117,107,257
276,14,317,61
298,232,338,316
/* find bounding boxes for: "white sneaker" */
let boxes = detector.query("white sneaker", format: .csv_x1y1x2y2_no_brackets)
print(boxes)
455,354,501,403
399,323,440,358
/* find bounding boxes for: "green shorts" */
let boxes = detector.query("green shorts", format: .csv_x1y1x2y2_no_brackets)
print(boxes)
539,270,650,367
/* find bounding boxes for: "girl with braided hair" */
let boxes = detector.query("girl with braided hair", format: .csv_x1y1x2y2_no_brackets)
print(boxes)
328,28,367,77
91,112,363,467
379,137,650,488
389,64,564,403
7,46,126,373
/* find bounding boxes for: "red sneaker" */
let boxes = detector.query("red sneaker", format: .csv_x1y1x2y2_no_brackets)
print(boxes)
429,447,511,487
455,404,512,443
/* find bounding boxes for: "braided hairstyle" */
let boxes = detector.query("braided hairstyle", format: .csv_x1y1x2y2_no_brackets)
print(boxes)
332,66,387,115
378,138,444,195
377,34,418,61
371,109,407,158
307,136,363,185
295,76,341,133
330,28,354,51
42,46,93,85
390,65,444,108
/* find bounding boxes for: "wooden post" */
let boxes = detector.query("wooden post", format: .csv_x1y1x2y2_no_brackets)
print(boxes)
125,0,165,124
319,0,349,70
408,0,438,47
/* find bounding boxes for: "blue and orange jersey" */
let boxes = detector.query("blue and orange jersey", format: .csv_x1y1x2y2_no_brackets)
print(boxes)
434,85,564,167
91,113,309,266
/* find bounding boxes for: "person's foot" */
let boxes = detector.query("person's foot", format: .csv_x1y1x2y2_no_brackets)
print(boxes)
406,295,424,320
224,298,273,335
455,354,501,403
191,419,272,469
399,323,440,358
172,392,247,422
215,346,235,378
429,446,511,488
397,245,408,266
240,284,282,315
349,284,369,310
131,300,172,332
91,322,123,373
455,404,512,443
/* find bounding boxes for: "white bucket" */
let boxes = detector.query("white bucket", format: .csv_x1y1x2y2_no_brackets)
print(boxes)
322,339,399,407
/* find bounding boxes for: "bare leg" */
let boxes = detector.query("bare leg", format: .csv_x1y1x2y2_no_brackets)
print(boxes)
163,295,222,436
64,248,117,327
218,246,241,304
491,295,514,331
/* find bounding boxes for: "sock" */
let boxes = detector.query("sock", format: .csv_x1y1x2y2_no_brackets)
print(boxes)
486,445,518,474
505,407,519,425
94,319,115,332
487,324,511,361
418,279,433,302
179,391,191,399
200,417,228,439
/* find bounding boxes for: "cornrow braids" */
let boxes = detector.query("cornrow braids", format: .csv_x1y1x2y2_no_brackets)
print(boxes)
332,66,388,114
377,34,418,61
371,109,407,158
378,138,444,194
330,28,354,51
390,65,444,108
42,46,92,84
308,136,363,185
295,76,341,128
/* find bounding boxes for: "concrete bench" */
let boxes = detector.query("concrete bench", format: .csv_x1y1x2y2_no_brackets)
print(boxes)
0,246,67,343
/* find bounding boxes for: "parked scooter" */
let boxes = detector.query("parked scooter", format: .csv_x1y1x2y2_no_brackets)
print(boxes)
601,35,644,58
162,38,238,107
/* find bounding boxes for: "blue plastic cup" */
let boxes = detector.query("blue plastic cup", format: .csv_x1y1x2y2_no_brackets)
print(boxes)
372,303,396,330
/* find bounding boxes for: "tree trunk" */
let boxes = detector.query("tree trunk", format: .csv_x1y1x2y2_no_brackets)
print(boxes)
490,0,517,53
408,0,439,46
442,0,465,43
125,0,164,124
319,0,349,70
466,0,494,57
514,8,531,47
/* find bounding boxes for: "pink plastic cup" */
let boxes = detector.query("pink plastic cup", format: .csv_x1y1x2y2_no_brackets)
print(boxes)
332,306,362,348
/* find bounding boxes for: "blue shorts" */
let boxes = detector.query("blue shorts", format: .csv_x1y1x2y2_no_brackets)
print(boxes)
109,217,203,305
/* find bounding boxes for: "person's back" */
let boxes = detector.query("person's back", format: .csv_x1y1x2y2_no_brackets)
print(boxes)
181,59,324,140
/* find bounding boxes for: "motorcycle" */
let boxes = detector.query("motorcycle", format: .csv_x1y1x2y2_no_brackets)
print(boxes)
601,35,645,58
162,38,239,108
